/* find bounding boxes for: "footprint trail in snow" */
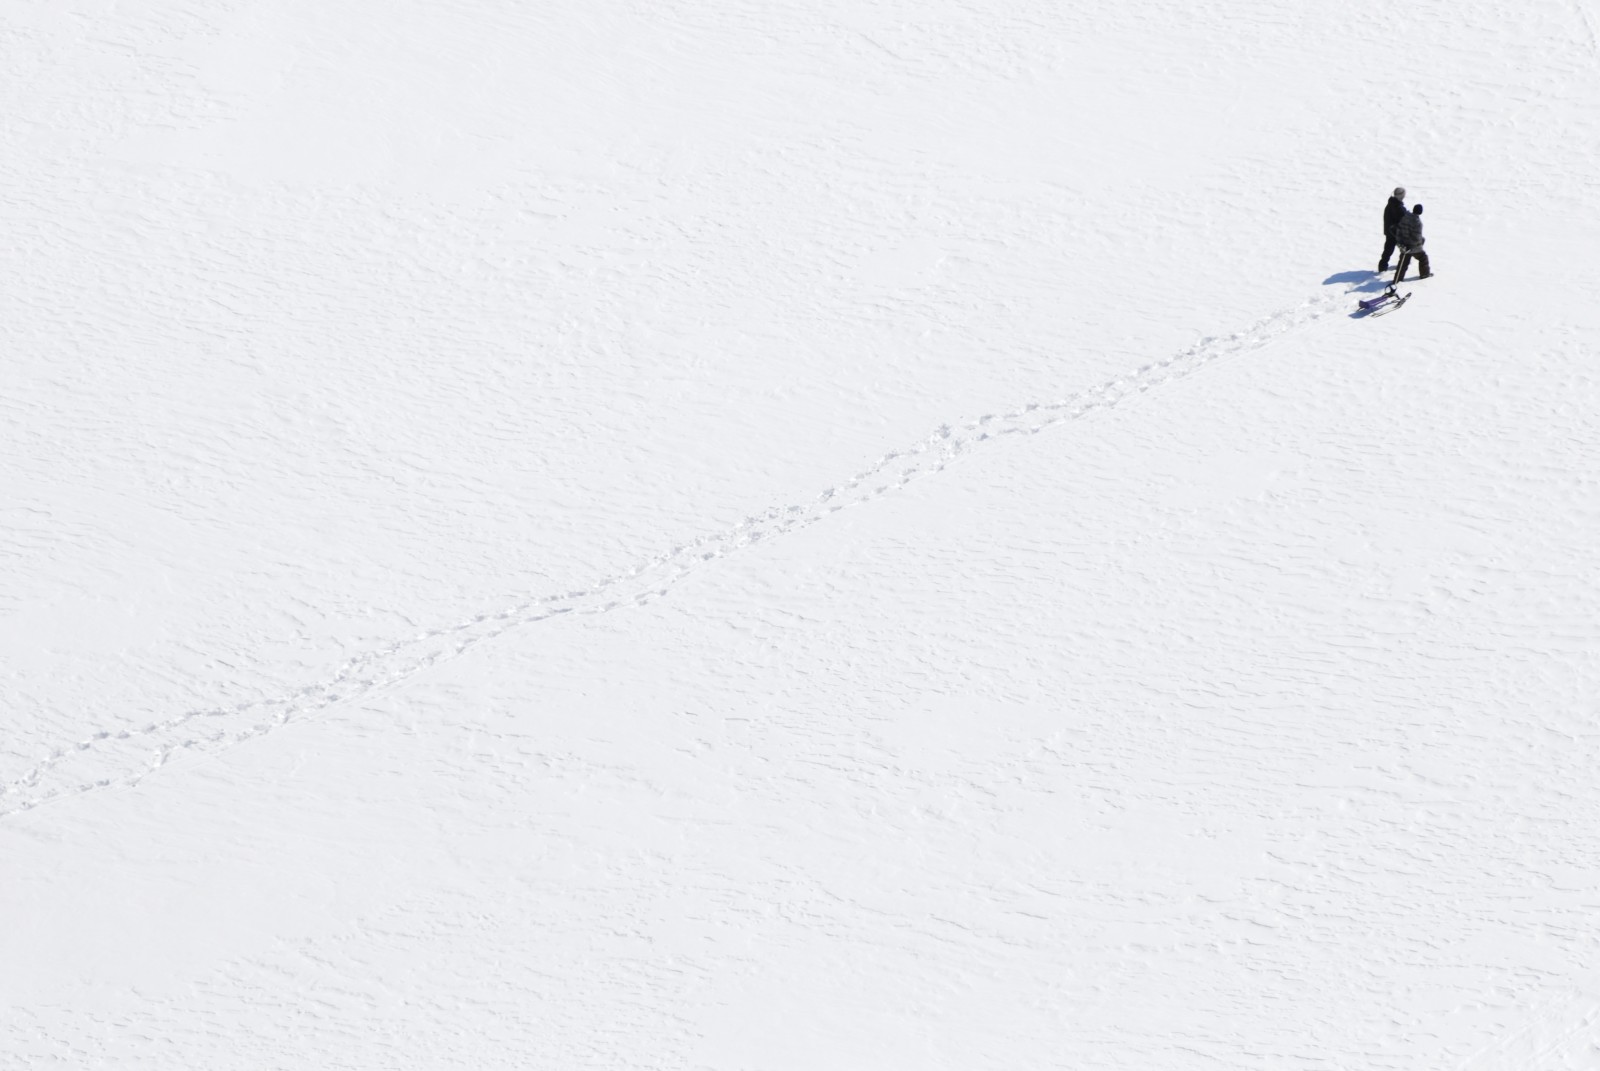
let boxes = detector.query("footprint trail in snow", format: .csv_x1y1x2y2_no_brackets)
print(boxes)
0,286,1353,818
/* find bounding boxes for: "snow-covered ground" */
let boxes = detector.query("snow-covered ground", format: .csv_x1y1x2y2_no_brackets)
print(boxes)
4,1,1600,1067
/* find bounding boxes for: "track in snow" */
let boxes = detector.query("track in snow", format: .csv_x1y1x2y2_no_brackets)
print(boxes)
1454,982,1600,1071
0,286,1354,819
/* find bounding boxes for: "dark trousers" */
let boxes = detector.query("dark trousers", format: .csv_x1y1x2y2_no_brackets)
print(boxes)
1392,247,1430,284
1379,234,1398,270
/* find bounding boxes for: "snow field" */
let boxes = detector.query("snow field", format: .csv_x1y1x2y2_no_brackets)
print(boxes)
4,0,1600,1068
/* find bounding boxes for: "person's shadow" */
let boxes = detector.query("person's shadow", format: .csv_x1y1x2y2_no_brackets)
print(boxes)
1324,269,1389,293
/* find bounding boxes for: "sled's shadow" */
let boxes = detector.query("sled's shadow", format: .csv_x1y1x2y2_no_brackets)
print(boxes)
1350,299,1404,320
1324,269,1390,293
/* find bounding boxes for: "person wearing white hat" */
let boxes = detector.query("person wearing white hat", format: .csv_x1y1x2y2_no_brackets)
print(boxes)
1378,186,1407,273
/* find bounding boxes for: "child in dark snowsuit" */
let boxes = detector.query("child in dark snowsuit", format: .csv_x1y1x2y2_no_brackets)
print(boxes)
1392,204,1431,284
1378,187,1407,273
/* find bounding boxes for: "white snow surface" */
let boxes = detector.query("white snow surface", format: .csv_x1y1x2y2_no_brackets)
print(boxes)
5,0,1600,1067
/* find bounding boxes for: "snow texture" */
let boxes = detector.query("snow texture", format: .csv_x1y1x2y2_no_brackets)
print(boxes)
4,0,1600,1068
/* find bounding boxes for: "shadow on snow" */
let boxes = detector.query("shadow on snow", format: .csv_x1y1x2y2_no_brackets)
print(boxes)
1323,269,1390,293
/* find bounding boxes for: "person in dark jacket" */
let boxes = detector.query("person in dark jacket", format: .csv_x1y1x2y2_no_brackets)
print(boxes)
1392,203,1430,283
1378,187,1407,272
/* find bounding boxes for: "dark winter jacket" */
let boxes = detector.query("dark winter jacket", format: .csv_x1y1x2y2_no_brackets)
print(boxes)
1395,208,1424,249
1383,196,1407,238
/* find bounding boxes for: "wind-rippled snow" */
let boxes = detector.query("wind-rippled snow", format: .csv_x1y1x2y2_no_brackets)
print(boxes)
4,1,1600,1068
